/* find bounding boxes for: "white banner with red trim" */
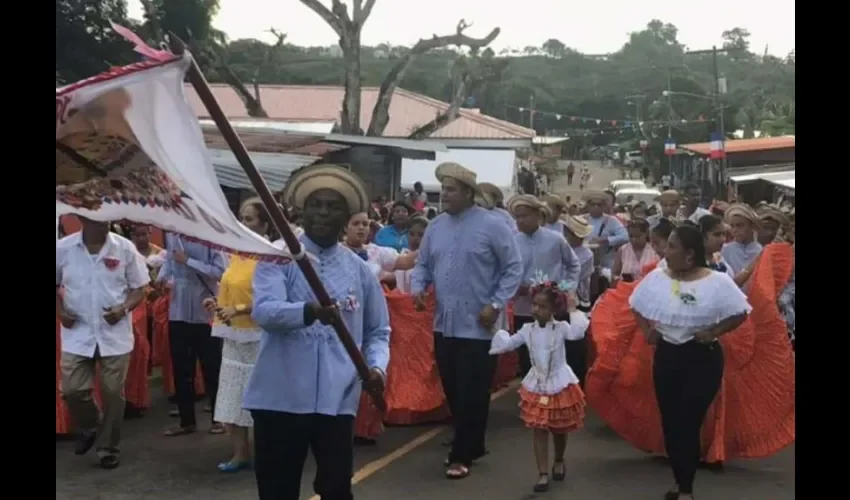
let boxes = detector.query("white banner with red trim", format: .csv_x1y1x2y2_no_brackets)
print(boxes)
56,54,288,262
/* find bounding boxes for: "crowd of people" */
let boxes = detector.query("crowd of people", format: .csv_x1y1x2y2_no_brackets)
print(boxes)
56,161,794,500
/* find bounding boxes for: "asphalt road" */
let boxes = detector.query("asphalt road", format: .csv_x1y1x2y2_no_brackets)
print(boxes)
56,383,794,500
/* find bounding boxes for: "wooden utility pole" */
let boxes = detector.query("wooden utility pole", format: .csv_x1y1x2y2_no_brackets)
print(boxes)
686,46,730,195
528,94,536,130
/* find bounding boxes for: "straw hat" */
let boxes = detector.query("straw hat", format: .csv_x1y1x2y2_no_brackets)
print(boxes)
757,204,791,228
581,190,608,203
540,194,566,210
435,162,484,199
474,190,495,210
656,190,681,203
506,194,546,215
724,203,760,227
561,214,593,239
478,182,504,203
282,164,370,214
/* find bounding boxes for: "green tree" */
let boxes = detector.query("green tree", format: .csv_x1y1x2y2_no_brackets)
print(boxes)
56,0,135,84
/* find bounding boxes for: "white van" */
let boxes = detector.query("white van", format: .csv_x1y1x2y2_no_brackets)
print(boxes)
624,150,644,167
609,180,647,193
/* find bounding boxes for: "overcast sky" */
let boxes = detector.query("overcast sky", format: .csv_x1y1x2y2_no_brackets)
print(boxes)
127,0,794,56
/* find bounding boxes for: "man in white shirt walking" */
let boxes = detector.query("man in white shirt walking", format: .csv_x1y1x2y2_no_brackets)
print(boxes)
56,218,149,469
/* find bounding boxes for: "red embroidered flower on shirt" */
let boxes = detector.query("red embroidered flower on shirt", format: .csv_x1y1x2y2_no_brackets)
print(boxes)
103,257,120,270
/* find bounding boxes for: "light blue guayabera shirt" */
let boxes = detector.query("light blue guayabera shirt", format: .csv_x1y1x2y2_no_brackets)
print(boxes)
513,228,581,317
374,225,408,252
244,235,391,417
721,240,763,275
586,215,629,270
158,234,226,324
545,221,565,235
411,206,522,340
493,207,518,232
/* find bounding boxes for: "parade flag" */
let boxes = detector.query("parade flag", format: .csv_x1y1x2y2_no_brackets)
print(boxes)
709,132,726,159
56,54,289,261
664,138,676,156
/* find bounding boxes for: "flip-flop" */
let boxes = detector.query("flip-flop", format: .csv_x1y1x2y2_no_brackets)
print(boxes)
445,464,470,479
208,423,226,435
217,460,252,473
164,425,196,437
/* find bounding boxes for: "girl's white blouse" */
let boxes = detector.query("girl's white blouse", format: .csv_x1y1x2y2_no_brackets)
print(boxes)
489,313,589,395
363,243,399,280
629,267,752,345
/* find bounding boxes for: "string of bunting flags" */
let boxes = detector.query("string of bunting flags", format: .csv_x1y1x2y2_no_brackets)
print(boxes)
506,103,711,129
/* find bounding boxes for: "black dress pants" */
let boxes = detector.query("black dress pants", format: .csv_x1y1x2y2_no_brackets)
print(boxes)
653,339,724,495
433,333,497,466
168,321,222,428
252,410,355,500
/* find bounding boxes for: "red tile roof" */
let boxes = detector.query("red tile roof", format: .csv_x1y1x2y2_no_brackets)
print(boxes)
184,84,534,139
682,136,795,155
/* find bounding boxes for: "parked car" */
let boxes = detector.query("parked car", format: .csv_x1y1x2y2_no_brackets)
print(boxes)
624,150,644,167
609,180,647,193
615,187,661,206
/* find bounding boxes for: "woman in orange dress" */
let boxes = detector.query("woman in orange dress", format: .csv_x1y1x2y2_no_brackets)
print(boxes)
586,213,795,468
344,212,418,444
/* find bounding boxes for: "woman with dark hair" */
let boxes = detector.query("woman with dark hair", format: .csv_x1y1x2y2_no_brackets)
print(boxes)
629,225,751,500
374,201,414,251
698,215,735,278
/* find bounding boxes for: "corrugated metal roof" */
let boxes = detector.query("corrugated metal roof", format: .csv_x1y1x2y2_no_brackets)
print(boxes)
185,84,535,139
209,149,318,192
198,118,335,134
730,169,795,190
682,136,795,155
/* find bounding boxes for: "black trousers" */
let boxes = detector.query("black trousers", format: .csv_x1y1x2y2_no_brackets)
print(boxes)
434,333,497,466
252,410,354,500
515,315,588,387
168,321,222,428
653,339,724,495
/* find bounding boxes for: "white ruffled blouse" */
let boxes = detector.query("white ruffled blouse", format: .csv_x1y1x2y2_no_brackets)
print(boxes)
489,313,589,395
629,268,752,345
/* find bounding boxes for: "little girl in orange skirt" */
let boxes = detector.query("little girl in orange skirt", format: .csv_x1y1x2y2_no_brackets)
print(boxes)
489,281,588,493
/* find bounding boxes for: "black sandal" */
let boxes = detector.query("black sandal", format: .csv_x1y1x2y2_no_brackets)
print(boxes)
551,460,566,481
164,425,196,437
99,455,120,470
533,473,550,492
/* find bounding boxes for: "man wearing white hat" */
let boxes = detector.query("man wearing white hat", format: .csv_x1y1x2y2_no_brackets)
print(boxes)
411,162,522,480
507,194,580,376
245,165,390,500
582,190,629,302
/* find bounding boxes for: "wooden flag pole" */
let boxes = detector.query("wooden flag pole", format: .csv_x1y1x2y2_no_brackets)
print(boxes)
167,35,386,411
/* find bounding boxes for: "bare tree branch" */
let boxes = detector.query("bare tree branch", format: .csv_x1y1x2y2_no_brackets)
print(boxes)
366,20,500,136
299,0,345,37
407,73,473,139
217,65,269,118
354,0,377,25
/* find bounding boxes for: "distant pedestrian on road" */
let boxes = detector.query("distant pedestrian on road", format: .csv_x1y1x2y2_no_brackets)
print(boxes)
579,167,591,191
488,283,588,493
566,162,575,185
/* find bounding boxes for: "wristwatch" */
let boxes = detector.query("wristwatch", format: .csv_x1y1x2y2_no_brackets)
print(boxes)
235,304,248,313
